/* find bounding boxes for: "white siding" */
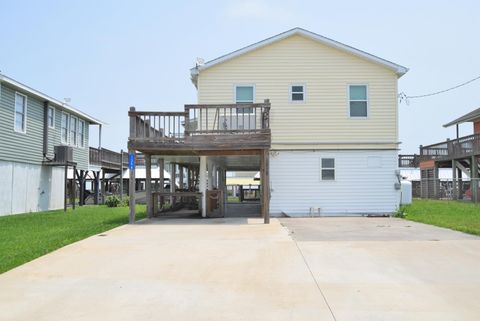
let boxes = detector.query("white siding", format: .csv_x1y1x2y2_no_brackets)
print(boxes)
0,160,65,216
270,150,400,216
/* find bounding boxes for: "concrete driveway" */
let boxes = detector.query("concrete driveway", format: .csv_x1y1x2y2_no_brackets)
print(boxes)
0,217,479,321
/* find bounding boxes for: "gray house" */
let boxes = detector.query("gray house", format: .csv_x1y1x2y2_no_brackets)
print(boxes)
0,73,103,215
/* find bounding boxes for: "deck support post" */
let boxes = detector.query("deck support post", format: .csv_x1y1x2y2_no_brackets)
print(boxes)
179,165,184,190
452,160,457,200
260,149,270,224
119,149,124,199
170,163,176,205
64,164,68,212
199,156,207,217
101,170,106,204
472,156,478,203
128,150,136,224
145,154,152,218
433,163,439,199
207,159,214,190
71,165,76,210
94,171,100,204
158,158,165,207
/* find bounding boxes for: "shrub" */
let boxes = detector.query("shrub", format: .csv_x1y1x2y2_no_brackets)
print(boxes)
105,195,121,208
395,205,407,218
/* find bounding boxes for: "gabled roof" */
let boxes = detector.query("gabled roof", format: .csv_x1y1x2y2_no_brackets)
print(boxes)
0,73,104,125
443,107,480,128
190,27,409,86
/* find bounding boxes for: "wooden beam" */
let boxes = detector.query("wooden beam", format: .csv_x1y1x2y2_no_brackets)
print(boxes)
129,150,136,224
261,149,270,224
145,154,152,218
158,158,165,207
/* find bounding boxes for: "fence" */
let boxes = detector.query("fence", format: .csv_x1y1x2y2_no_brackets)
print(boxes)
420,178,480,202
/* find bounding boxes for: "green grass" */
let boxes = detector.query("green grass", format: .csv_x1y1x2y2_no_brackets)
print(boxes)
227,196,240,203
0,205,146,274
400,199,480,236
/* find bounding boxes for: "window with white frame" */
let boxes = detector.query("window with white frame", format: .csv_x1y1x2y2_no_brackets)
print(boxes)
321,158,335,180
290,84,305,102
70,116,78,146
14,93,27,133
349,85,368,117
235,85,254,113
78,120,85,148
48,106,55,128
61,113,69,144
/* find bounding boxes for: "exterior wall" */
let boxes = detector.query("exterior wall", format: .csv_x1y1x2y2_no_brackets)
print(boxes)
0,83,90,170
197,34,399,150
0,160,65,216
474,120,480,134
269,150,400,216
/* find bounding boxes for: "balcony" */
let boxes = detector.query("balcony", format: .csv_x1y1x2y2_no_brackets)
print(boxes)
128,100,271,154
89,147,129,170
420,133,480,162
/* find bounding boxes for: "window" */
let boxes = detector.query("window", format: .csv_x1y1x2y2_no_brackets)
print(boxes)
321,158,335,180
48,107,55,128
14,93,27,133
61,113,69,144
70,116,78,146
349,85,368,117
235,85,254,113
78,120,85,148
290,84,305,102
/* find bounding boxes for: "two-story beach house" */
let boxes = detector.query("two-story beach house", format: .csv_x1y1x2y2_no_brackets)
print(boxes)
0,74,103,215
127,28,408,222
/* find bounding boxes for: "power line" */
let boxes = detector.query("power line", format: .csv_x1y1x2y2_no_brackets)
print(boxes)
398,73,480,104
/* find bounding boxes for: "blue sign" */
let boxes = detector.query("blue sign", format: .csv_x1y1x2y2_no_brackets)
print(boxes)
128,153,135,170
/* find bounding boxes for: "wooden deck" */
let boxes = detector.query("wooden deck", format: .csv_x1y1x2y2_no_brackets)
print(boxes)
420,133,480,162
127,101,271,153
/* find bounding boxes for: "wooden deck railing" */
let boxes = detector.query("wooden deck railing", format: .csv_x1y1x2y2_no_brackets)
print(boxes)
420,133,480,161
89,147,129,169
128,100,271,144
398,154,420,168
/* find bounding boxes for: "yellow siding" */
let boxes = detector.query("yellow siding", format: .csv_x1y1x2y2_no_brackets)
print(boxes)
197,35,399,150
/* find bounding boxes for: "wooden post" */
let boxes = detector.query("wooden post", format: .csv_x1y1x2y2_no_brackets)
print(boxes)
458,168,463,200
128,150,136,224
452,160,457,200
472,156,478,203
199,156,207,217
145,154,152,218
158,158,165,207
170,163,176,205
433,164,439,199
119,149,124,199
101,170,106,204
64,164,68,212
78,170,85,206
72,165,76,210
261,149,270,224
94,171,99,204
179,165,184,190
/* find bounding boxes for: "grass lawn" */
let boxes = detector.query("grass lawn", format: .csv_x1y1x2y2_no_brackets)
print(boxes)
0,205,146,274
400,199,480,236
227,196,240,203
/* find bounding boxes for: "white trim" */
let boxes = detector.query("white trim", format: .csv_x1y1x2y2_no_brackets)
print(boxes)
347,84,369,119
289,83,306,103
190,28,409,86
0,73,104,125
69,115,78,146
14,92,27,134
320,157,336,181
48,106,55,129
60,112,70,145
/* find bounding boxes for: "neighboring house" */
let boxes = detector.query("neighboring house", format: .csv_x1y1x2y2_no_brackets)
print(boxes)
0,74,103,215
127,27,409,221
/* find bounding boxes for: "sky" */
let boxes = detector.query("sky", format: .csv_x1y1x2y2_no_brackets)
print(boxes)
1,0,479,154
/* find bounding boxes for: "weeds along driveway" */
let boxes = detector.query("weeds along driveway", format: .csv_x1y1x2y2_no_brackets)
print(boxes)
0,218,334,321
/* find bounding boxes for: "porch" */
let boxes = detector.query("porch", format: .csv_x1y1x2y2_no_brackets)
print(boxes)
127,101,271,223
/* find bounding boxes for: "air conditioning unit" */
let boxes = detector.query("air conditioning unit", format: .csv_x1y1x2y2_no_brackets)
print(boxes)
54,145,73,163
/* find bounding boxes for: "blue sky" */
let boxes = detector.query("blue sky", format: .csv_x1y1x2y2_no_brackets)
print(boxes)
1,0,479,153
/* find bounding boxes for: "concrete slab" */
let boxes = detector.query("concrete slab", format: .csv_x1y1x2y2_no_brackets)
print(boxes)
0,218,334,321
281,217,480,321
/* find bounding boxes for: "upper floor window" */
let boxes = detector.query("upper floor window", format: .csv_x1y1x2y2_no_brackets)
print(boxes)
321,158,335,181
349,85,368,117
48,106,55,128
290,84,305,102
235,85,254,113
61,113,69,144
70,116,78,146
14,93,27,133
78,120,85,148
